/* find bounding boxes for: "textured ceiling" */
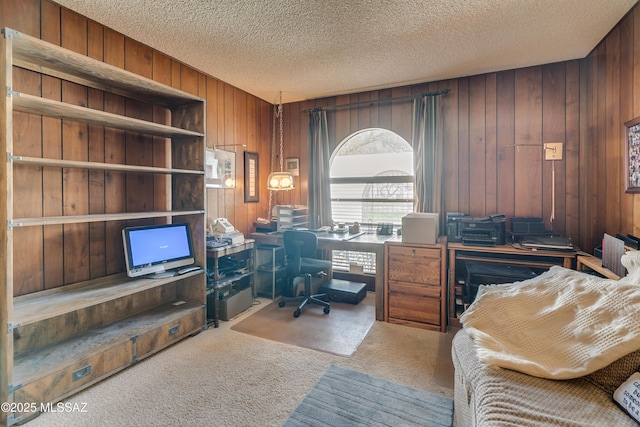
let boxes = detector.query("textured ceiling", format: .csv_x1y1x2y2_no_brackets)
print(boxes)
53,0,637,104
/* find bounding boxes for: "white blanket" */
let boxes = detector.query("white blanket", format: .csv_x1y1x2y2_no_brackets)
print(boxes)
460,266,640,379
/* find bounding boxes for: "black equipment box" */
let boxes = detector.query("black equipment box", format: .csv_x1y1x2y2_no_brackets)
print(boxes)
319,279,367,305
510,217,545,234
463,260,538,304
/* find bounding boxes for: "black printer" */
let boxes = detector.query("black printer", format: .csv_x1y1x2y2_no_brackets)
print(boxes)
446,213,506,246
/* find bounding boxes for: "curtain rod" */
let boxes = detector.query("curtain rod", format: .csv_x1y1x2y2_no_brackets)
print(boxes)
301,88,450,113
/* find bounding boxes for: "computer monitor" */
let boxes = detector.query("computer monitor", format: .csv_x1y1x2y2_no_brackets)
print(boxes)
122,223,195,278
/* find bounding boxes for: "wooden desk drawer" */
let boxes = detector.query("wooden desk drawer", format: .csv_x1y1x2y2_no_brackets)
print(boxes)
388,293,441,325
14,340,133,415
388,281,441,299
387,246,441,285
134,309,203,360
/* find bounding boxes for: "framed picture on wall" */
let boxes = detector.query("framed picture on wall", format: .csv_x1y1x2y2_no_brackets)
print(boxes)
244,151,259,203
285,157,300,176
624,116,640,193
206,148,236,188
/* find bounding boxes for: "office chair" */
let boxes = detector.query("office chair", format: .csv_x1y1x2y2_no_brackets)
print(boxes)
278,230,331,317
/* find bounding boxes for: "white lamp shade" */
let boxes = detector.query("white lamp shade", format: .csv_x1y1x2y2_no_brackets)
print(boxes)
267,171,295,191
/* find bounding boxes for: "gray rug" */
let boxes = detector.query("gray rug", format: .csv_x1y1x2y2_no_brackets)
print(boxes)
283,365,453,427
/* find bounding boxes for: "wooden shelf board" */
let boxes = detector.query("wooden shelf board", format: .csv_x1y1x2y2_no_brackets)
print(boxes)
213,271,253,290
11,210,204,227
577,255,621,280
11,155,203,175
6,27,202,108
12,92,203,138
13,302,203,385
13,270,204,326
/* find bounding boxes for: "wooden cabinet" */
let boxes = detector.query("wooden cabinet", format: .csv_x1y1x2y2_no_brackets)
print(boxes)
384,239,447,332
1,28,206,426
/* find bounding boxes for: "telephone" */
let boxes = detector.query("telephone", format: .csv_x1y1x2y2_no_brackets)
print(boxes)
212,218,235,234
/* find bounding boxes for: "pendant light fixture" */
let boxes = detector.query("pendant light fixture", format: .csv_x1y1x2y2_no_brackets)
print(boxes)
267,92,294,191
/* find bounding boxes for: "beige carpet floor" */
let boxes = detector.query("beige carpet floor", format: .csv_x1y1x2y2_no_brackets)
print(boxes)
24,295,457,427
230,293,376,356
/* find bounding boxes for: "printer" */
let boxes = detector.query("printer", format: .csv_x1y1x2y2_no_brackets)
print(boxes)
447,213,506,246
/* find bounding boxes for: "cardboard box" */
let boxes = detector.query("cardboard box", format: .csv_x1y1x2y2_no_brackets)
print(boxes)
402,213,439,244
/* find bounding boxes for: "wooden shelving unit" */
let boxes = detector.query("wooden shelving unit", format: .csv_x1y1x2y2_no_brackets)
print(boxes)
1,28,206,426
206,240,255,327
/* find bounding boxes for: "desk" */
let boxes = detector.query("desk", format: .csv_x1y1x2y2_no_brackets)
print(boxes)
447,242,576,327
250,231,395,321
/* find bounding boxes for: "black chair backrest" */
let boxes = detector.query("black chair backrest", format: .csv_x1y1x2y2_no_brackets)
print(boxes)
283,230,318,260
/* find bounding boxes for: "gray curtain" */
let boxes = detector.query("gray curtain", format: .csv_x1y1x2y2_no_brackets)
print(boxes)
412,95,444,218
308,109,332,229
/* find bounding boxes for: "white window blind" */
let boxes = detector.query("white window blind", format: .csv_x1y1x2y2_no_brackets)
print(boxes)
329,128,413,273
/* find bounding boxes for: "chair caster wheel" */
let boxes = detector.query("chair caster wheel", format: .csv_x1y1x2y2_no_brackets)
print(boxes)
293,309,301,317
279,300,285,307
324,306,330,314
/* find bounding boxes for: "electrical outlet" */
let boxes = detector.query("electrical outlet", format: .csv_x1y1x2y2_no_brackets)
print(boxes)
544,142,563,160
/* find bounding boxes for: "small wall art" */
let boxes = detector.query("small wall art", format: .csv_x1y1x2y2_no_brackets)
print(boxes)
285,157,300,176
624,117,640,193
206,148,236,188
244,151,259,203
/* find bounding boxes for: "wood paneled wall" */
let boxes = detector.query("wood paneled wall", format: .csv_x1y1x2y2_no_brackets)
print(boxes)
283,66,585,246
1,0,272,295
584,5,640,252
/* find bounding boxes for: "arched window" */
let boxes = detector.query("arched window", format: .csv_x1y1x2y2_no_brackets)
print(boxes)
329,128,413,274
330,128,413,226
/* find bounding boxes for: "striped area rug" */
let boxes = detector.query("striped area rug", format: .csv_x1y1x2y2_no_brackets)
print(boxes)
283,365,453,427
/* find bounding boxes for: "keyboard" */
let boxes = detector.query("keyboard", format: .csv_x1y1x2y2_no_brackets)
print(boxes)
206,237,229,249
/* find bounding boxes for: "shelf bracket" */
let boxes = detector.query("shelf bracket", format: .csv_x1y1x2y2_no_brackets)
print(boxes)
7,413,23,427
2,28,18,40
8,383,22,394
7,322,20,333
6,88,19,98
